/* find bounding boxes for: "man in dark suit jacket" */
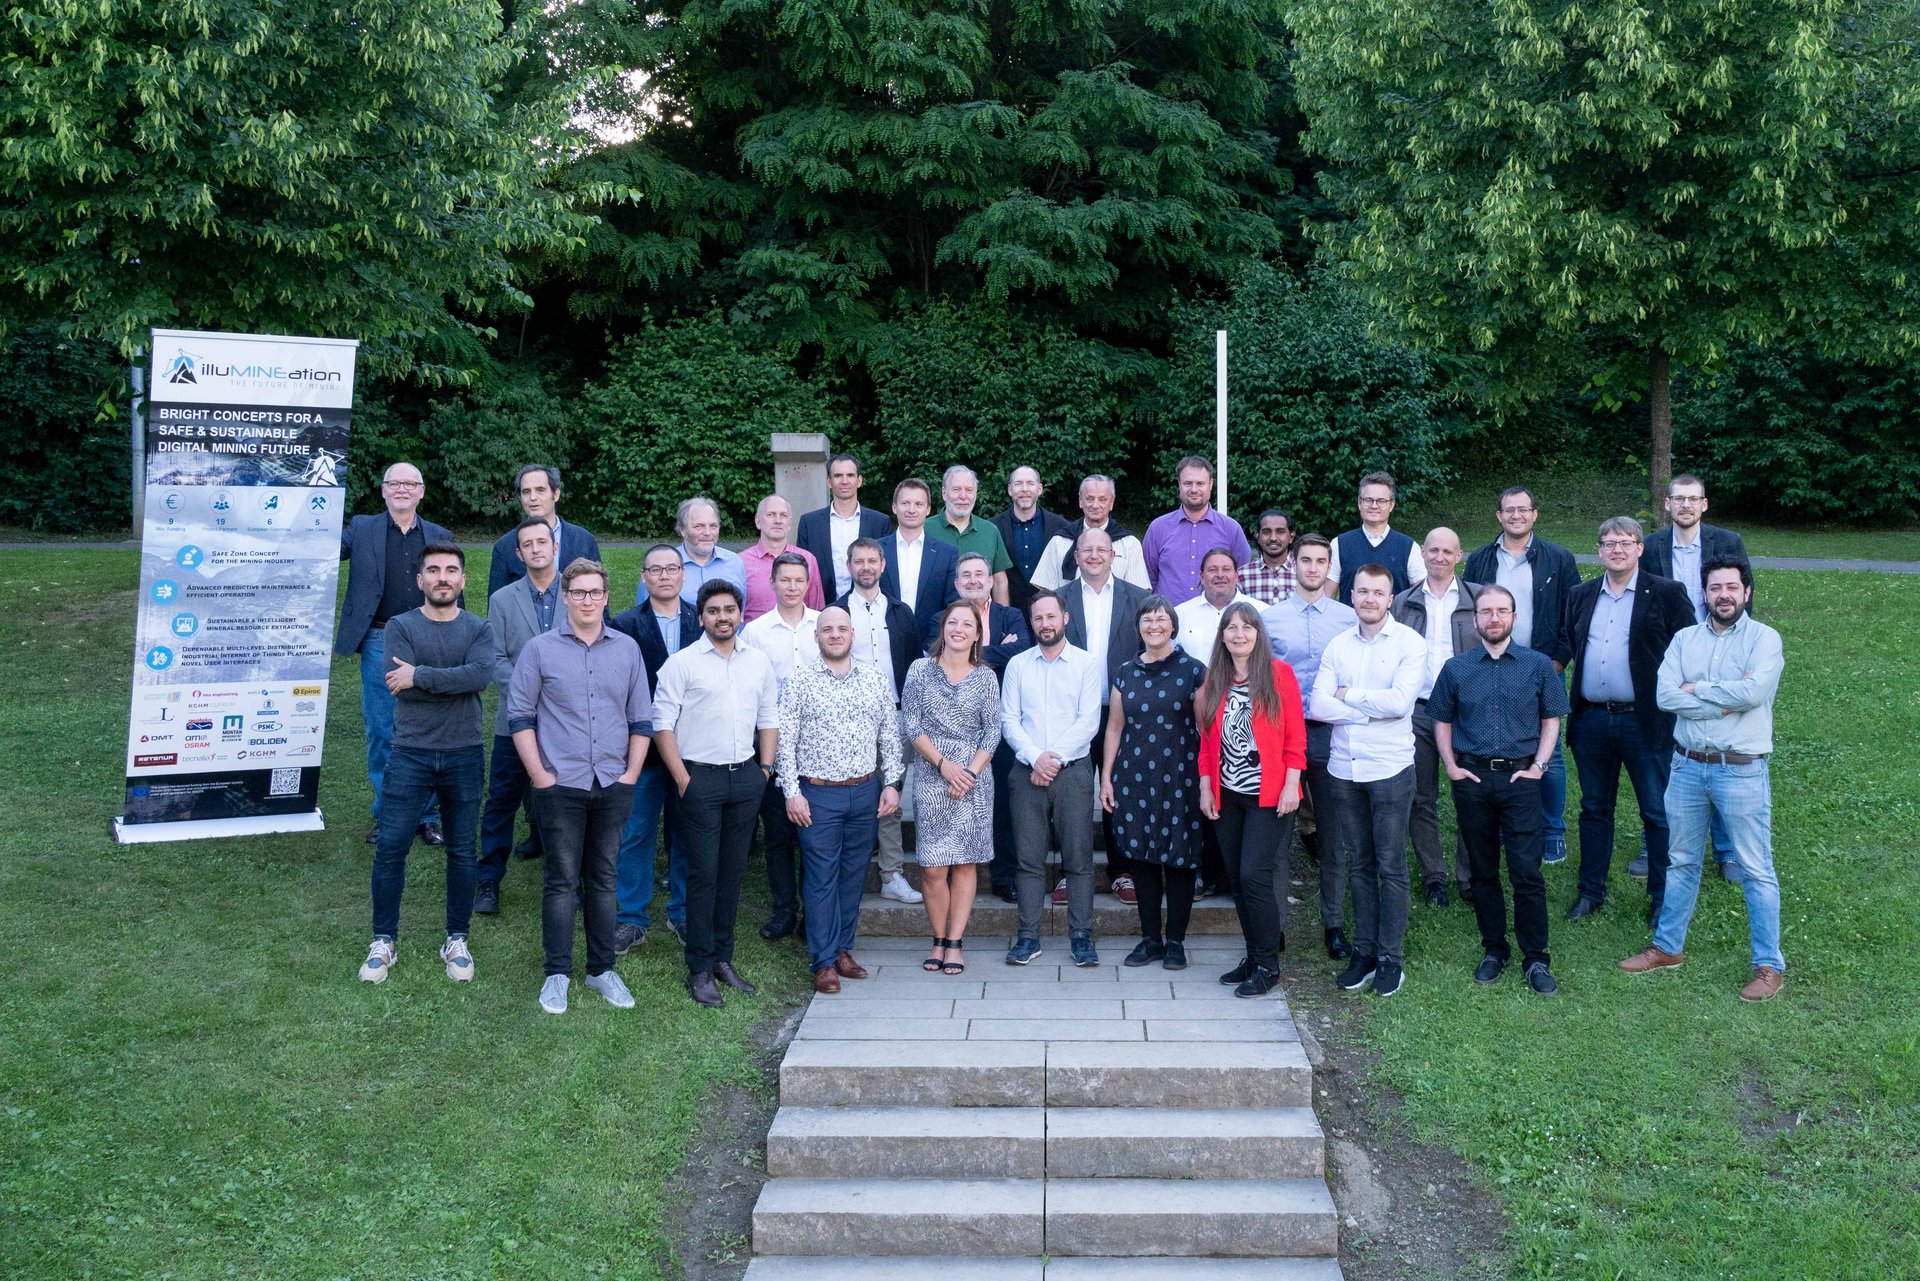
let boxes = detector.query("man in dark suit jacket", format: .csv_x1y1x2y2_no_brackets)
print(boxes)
837,535,926,903
795,453,893,600
1564,517,1697,925
1640,473,1753,624
989,465,1075,614
605,543,703,948
877,477,960,646
485,464,603,600
336,462,453,844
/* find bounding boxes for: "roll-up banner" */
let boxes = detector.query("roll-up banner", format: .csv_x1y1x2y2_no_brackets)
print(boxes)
115,329,358,843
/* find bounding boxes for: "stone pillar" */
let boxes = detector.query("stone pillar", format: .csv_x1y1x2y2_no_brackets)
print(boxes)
771,433,830,515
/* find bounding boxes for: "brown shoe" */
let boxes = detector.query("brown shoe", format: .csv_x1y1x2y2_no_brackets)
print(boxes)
1617,946,1684,974
1740,966,1784,1003
713,961,759,995
834,951,869,980
813,965,841,994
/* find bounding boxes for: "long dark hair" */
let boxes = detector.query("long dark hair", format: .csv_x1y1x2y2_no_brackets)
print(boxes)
929,600,983,668
1200,601,1281,722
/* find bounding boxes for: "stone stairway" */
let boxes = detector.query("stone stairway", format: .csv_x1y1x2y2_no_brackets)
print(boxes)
745,935,1343,1280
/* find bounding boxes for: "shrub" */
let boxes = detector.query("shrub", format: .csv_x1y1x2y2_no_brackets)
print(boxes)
0,329,130,532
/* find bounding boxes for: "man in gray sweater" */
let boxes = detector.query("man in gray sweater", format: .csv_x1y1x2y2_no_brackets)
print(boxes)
358,544,496,986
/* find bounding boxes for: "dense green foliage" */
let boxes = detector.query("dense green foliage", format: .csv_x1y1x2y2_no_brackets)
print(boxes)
0,329,128,531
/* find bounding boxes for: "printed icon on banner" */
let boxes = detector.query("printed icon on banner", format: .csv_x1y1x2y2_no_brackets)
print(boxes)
309,494,328,512
146,646,174,670
262,494,281,513
167,348,198,385
162,492,183,513
212,492,232,513
171,613,199,638
175,546,203,569
302,449,343,487
151,579,179,604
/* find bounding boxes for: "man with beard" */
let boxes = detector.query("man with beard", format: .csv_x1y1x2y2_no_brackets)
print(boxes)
1239,508,1299,605
1429,586,1569,996
1142,456,1251,605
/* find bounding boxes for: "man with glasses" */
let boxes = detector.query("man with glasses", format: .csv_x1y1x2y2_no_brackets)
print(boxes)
1329,472,1424,603
1563,519,1696,925
337,462,454,847
508,559,653,1015
1463,486,1580,863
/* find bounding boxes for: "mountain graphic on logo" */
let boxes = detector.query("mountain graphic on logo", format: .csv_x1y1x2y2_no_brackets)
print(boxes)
167,349,197,384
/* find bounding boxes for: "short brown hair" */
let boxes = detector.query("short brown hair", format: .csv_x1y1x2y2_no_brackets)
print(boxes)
561,557,607,590
1292,533,1332,556
894,477,932,503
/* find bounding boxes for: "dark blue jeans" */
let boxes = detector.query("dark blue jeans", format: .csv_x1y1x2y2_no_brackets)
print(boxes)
988,740,1018,893
798,777,881,970
477,734,536,888
1571,707,1670,911
615,766,690,930
370,744,483,939
357,628,438,824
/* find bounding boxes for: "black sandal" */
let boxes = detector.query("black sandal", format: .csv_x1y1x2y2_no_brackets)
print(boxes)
923,937,949,971
941,938,966,975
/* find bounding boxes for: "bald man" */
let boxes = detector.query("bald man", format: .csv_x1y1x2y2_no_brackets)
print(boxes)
989,465,1073,614
739,494,827,622
1389,528,1486,906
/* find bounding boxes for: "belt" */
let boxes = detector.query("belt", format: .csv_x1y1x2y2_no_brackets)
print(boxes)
1676,746,1764,766
1591,700,1636,714
1053,755,1088,769
1460,754,1533,774
689,758,760,772
801,771,875,788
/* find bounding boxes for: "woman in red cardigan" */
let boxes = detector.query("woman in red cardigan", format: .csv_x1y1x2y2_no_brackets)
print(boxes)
1198,601,1307,997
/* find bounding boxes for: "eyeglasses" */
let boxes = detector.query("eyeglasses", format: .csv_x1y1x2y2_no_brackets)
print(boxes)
1598,539,1639,551
1498,507,1535,516
565,588,608,601
1668,496,1705,505
382,480,423,490
642,565,683,576
1476,607,1515,617
1358,497,1392,507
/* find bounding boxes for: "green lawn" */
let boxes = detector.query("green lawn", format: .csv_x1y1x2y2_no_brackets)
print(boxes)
0,548,799,1280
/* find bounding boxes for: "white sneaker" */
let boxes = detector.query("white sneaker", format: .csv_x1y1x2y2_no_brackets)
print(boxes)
880,871,925,903
584,970,636,1009
358,937,396,984
539,974,570,1015
440,935,474,982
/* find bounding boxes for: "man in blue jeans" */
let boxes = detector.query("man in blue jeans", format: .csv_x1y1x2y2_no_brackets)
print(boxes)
358,544,494,985
1621,559,1787,1002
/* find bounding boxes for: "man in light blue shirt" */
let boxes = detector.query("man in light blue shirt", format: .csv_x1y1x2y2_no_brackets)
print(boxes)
1001,590,1105,966
633,495,748,608
1622,559,1787,1002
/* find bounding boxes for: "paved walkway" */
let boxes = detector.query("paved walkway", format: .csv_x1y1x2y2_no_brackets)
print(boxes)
746,933,1343,1280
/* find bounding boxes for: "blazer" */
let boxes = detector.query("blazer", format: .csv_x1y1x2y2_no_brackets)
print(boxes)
990,506,1075,612
1565,571,1697,750
832,589,922,702
608,600,702,699
921,601,1032,675
335,511,454,657
1059,576,1150,685
1197,659,1308,808
1641,523,1753,596
1461,535,1580,666
486,518,603,601
485,577,559,738
877,532,961,644
1390,579,1486,671
796,504,892,594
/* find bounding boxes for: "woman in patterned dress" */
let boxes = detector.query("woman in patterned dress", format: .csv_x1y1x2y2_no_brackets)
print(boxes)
900,601,1002,974
1099,595,1208,971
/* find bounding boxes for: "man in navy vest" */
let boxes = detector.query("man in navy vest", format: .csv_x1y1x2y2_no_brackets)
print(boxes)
1330,472,1423,603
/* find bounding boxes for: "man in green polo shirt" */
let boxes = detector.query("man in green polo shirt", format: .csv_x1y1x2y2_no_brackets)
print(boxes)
930,464,1013,605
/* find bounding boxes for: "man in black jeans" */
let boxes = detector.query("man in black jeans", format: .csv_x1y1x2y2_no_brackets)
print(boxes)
1428,586,1570,996
508,558,653,1016
651,581,781,1008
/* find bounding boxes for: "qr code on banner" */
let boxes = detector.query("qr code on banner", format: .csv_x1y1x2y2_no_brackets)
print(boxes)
269,768,300,797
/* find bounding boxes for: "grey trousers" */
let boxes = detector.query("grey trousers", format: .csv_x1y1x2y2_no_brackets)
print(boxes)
1411,704,1470,891
875,809,906,878
1010,756,1096,939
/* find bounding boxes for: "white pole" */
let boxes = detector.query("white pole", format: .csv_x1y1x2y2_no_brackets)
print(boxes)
1215,329,1228,516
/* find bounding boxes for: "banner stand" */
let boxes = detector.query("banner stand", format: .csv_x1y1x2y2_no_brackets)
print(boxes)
115,810,328,845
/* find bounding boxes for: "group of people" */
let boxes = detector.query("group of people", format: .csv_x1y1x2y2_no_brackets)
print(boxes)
338,453,1788,1010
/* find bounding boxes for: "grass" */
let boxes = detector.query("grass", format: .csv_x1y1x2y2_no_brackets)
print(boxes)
0,548,803,1280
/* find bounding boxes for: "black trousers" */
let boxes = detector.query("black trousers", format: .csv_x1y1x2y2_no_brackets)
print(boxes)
988,739,1018,892
759,775,801,920
1304,724,1345,928
680,762,764,974
532,780,634,979
1454,770,1550,968
1133,862,1197,943
1212,788,1294,972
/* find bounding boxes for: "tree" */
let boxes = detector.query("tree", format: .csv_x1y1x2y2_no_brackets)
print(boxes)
1287,0,1920,507
1,0,586,380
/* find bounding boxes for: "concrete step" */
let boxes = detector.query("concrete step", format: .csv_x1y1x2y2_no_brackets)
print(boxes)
1045,1041,1312,1108
1044,1178,1337,1257
856,893,1242,937
1046,1107,1324,1179
753,1178,1045,1257
745,1261,1044,1281
767,1106,1044,1179
1045,1261,1343,1280
779,1039,1045,1107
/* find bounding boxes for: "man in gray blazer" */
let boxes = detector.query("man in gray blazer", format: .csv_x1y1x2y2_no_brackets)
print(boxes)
475,519,564,913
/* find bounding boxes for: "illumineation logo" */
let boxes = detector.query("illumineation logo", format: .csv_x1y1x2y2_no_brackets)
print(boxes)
167,348,198,384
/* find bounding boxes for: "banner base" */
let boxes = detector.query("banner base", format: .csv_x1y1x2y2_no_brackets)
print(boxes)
114,810,326,845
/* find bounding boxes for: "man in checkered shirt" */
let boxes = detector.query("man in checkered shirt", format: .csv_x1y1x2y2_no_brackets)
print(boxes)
1238,508,1298,605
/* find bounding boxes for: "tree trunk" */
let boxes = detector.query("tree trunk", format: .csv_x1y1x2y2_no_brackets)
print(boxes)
1648,345,1672,514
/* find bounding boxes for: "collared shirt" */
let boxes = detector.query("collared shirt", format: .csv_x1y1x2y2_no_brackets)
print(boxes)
676,543,747,607
1141,507,1252,604
527,573,559,634
1670,531,1706,621
741,606,821,693
1580,572,1639,704
649,606,684,659
1309,618,1426,782
1656,613,1783,755
1326,527,1425,598
929,510,1013,574
895,529,927,613
999,642,1104,765
653,634,779,765
1238,556,1296,605
507,617,653,789
845,588,898,701
1007,509,1049,577
1417,579,1462,699
1078,575,1117,678
1173,590,1258,663
374,515,428,626
1427,645,1570,760
1493,537,1537,650
738,542,826,622
828,505,865,596
774,659,906,796
1262,593,1358,711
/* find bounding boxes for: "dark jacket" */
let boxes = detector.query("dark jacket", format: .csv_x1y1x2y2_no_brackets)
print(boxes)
990,506,1074,612
1565,571,1696,750
1462,534,1580,666
796,504,892,594
1059,576,1150,686
487,518,603,601
336,511,453,657
877,532,961,646
1640,523,1752,597
832,589,921,702
1390,578,1485,673
610,600,701,768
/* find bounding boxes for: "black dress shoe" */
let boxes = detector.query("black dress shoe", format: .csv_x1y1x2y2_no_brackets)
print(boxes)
1425,883,1450,908
364,825,379,846
473,882,501,916
992,884,1018,904
759,915,796,941
1325,927,1352,961
416,822,444,847
1565,894,1605,921
1123,938,1165,967
713,961,758,995
1162,941,1188,971
687,972,723,1007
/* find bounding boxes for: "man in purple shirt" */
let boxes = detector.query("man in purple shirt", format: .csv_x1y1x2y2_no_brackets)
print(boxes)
1141,455,1252,605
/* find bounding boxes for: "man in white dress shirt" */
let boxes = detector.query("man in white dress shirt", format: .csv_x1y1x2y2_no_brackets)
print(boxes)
741,552,821,940
1174,547,1260,662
